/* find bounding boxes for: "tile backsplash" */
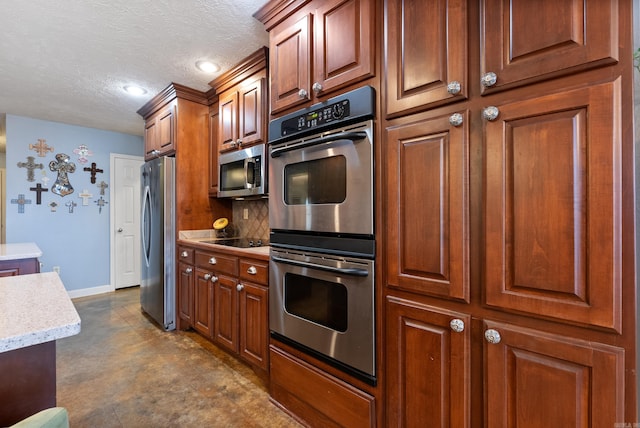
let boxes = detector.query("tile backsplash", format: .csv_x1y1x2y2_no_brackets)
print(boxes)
232,198,269,241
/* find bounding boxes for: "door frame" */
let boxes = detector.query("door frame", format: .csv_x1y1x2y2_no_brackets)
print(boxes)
110,153,144,291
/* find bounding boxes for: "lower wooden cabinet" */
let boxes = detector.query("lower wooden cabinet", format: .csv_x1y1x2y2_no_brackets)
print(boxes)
0,258,40,277
177,243,269,373
385,296,470,427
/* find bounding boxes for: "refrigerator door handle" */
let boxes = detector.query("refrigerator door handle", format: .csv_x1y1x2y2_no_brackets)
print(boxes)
141,184,151,267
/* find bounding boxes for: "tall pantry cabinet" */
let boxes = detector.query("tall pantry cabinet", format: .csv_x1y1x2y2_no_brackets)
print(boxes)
383,0,636,427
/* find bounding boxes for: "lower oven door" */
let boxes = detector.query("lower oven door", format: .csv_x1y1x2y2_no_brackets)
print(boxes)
269,248,375,379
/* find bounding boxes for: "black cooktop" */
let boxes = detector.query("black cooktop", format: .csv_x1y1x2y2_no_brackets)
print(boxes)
201,238,267,248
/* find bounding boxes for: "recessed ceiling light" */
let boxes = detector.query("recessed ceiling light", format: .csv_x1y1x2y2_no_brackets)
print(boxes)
196,60,220,73
123,85,147,96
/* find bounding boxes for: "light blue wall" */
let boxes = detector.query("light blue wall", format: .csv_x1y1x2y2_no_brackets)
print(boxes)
6,114,143,292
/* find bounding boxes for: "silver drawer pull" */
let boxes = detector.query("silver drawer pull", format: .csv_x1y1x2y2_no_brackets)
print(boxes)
181,251,188,258
236,283,244,292
209,257,217,265
247,266,257,275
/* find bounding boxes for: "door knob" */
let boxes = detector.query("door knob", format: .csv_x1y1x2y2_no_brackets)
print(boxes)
449,113,464,127
117,228,123,232
450,318,465,332
484,329,502,344
481,72,497,87
447,81,461,95
482,106,500,121
236,283,244,292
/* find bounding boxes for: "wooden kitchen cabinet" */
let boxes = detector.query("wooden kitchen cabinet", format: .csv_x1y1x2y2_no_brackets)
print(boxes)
381,0,635,426
385,111,470,302
194,267,214,338
177,261,194,329
384,0,468,117
216,257,269,372
479,0,618,94
0,258,40,277
209,48,268,154
143,101,175,159
263,0,374,114
385,296,470,427
208,103,219,196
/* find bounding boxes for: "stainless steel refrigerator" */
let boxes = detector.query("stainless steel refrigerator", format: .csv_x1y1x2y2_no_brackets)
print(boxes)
140,156,176,331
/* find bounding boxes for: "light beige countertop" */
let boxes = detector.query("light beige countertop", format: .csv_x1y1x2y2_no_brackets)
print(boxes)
0,242,43,261
0,272,81,353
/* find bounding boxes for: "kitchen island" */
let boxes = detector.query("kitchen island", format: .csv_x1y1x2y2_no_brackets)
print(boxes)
0,242,43,276
0,272,81,425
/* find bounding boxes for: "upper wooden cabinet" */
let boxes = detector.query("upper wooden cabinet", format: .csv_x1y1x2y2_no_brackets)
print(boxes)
209,48,268,154
259,0,374,114
143,101,175,159
208,103,219,196
484,80,622,332
384,0,468,117
480,0,618,94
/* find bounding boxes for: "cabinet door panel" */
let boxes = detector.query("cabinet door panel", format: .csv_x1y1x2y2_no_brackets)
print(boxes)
484,320,624,427
238,77,265,147
386,112,469,301
219,91,238,152
480,0,618,93
484,81,622,331
144,119,157,157
386,296,470,428
385,0,467,116
239,282,268,371
177,261,194,328
208,107,219,195
314,0,373,95
214,275,237,353
157,106,174,152
270,13,311,114
194,268,213,338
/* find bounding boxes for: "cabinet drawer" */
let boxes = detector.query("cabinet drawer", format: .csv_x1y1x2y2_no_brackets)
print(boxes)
195,251,238,275
239,259,268,285
177,247,194,264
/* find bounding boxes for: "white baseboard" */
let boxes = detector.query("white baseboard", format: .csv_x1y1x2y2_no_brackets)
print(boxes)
67,284,115,299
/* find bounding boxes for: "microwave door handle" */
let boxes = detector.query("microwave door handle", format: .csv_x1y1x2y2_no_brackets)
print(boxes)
271,255,369,277
270,131,368,158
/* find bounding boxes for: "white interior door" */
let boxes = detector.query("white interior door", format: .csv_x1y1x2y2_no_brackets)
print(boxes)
0,169,5,244
111,154,143,289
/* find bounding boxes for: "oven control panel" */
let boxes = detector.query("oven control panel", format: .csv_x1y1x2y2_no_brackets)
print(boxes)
281,100,351,136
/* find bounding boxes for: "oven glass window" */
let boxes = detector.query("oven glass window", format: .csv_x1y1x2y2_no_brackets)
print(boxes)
220,159,246,191
284,156,346,205
283,273,348,332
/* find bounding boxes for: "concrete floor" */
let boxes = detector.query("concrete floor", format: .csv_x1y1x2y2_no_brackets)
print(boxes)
56,286,302,428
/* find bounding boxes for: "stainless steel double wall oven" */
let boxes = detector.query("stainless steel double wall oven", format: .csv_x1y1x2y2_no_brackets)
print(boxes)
268,86,376,385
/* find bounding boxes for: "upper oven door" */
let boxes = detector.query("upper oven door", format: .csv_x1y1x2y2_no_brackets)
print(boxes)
269,120,373,236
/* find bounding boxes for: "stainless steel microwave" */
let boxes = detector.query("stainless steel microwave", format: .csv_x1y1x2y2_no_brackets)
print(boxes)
218,144,267,198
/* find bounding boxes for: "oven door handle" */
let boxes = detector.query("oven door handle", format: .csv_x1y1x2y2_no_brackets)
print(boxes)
271,256,369,277
270,131,368,158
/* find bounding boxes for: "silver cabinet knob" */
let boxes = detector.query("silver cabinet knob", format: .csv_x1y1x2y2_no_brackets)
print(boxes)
185,267,193,274
181,251,188,258
230,141,237,148
447,81,461,95
247,266,257,275
210,275,218,283
450,319,465,333
298,88,308,98
236,283,244,292
449,113,464,127
151,149,160,156
484,329,502,344
483,106,500,121
209,257,217,265
481,72,497,87
312,82,323,93
236,139,242,147
204,273,211,280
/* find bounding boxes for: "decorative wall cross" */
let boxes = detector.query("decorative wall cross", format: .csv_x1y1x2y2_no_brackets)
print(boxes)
83,162,103,184
94,196,108,214
97,180,109,195
11,194,32,213
40,171,50,186
29,183,48,205
78,189,93,206
17,156,44,182
73,144,93,164
49,153,76,196
29,139,54,157
48,201,58,212
65,201,77,213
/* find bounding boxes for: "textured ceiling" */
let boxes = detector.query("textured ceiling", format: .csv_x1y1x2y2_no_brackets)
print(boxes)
0,0,269,145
